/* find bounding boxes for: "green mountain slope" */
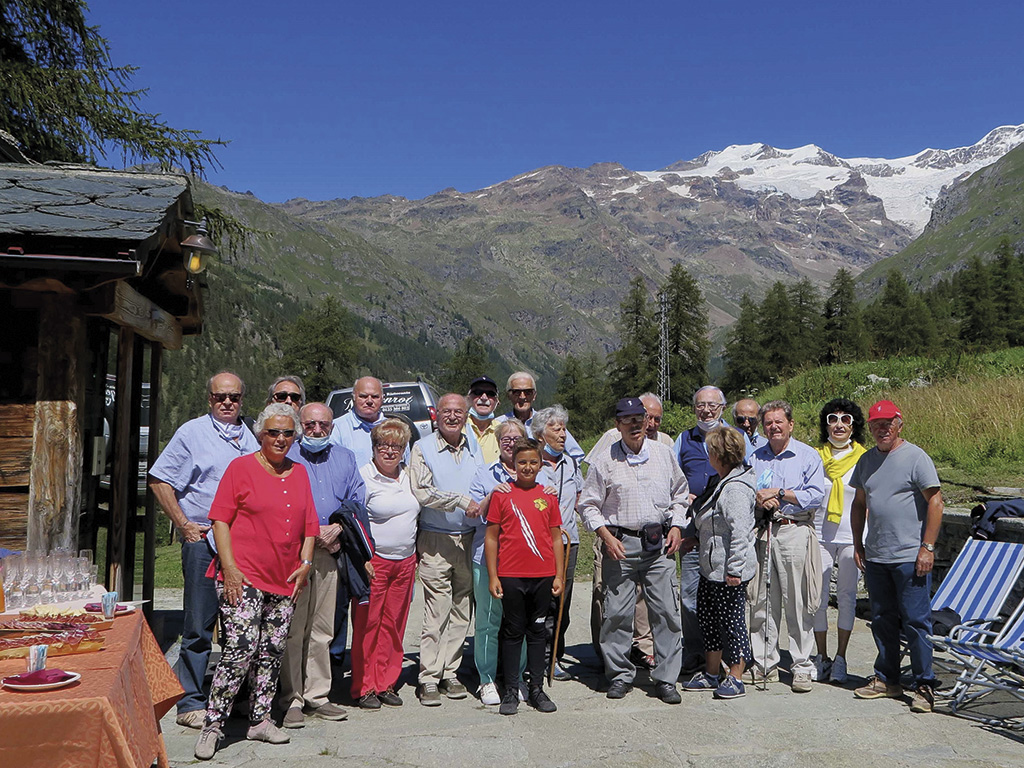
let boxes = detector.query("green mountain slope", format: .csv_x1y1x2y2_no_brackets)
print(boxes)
857,143,1024,292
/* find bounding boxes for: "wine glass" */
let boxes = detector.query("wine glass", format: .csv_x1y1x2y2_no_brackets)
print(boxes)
21,552,41,607
6,554,24,610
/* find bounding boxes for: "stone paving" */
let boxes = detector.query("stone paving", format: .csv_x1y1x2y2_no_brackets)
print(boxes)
154,584,1024,767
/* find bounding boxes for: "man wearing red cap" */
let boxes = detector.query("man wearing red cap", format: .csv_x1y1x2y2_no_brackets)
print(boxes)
850,400,942,713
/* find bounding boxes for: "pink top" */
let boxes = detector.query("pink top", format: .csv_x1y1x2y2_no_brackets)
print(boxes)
206,453,320,596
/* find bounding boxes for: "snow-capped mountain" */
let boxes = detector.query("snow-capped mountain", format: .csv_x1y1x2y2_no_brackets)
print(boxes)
632,124,1024,234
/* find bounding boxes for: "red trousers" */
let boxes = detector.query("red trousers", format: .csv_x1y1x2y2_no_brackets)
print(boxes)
350,553,416,698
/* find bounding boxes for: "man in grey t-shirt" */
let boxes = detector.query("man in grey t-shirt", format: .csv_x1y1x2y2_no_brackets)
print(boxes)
849,400,942,713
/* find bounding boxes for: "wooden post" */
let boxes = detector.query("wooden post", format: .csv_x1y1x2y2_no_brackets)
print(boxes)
27,296,85,553
120,333,145,600
106,326,135,594
142,342,162,619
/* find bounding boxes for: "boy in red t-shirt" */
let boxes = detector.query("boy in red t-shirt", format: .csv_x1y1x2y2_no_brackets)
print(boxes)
485,438,565,715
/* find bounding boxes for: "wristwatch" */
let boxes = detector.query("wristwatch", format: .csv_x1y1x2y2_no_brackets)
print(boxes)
777,488,786,502
920,542,935,553
300,559,314,567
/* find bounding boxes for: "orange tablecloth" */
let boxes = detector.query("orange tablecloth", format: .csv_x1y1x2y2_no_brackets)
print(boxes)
0,610,183,768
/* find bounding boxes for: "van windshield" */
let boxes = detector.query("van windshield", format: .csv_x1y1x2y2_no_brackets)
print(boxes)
328,385,432,421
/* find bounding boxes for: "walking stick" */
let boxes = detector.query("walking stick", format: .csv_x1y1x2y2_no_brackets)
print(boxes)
760,515,774,692
548,529,572,685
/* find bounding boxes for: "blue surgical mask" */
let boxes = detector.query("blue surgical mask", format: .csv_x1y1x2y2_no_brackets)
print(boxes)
543,443,562,458
301,434,331,453
469,407,495,421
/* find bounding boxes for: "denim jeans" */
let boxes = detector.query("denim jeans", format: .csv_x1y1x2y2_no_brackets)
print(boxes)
679,548,705,666
864,560,936,688
177,539,220,713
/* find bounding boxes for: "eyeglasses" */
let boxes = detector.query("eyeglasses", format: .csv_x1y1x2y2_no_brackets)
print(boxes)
302,420,331,430
735,415,758,425
826,413,853,426
695,401,724,411
618,415,645,426
265,429,295,438
272,391,302,403
509,389,535,397
470,389,497,399
210,392,242,403
498,436,521,446
374,443,403,455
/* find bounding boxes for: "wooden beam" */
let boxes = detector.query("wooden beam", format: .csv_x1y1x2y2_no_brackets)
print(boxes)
87,281,183,351
28,295,84,553
0,491,28,550
0,404,35,437
0,437,32,487
142,342,162,618
106,326,135,595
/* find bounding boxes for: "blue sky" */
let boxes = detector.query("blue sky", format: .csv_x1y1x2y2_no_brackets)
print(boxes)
88,0,1024,203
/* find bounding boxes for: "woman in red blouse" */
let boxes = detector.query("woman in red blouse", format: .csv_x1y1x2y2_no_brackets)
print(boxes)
195,403,319,761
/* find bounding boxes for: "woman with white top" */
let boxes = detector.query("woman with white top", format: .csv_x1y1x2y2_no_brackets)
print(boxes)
350,418,419,709
811,398,867,684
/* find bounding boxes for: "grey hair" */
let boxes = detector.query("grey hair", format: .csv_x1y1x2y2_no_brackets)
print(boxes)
506,371,537,390
496,417,528,440
639,392,662,408
255,403,301,435
266,375,306,406
693,386,726,407
759,399,793,423
207,370,246,397
531,404,569,439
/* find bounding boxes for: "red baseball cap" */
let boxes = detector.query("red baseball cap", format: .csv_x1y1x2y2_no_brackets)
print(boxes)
868,400,902,421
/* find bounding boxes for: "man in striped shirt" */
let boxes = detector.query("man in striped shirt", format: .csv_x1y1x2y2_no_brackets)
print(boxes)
579,397,691,704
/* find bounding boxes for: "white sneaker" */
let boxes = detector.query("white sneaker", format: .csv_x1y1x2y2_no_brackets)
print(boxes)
830,655,848,684
810,654,832,682
479,682,500,706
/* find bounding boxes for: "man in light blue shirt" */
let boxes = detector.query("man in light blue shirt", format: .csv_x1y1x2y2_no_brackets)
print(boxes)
280,401,365,726
733,398,765,450
329,376,386,467
149,371,259,728
747,399,825,693
496,371,584,461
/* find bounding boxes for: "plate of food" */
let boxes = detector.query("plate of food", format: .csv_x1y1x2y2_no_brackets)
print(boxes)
0,629,103,660
2,669,82,691
84,603,136,617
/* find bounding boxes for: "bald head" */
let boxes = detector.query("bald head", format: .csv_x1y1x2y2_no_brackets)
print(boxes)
352,377,383,422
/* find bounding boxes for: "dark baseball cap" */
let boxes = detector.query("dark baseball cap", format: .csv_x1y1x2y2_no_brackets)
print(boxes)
615,397,646,418
468,376,498,393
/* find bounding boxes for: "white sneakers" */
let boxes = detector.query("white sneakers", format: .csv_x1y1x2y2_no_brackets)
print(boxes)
830,655,848,683
810,654,832,682
479,682,500,706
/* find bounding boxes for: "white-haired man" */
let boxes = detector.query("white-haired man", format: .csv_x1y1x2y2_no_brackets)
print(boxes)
497,371,584,460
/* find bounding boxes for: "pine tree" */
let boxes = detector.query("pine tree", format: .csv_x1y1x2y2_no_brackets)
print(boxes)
279,297,360,401
821,268,869,363
608,277,658,399
555,352,610,437
788,278,824,367
992,238,1024,346
1,0,222,172
661,264,710,401
722,294,768,395
957,256,999,348
866,271,938,357
757,281,801,378
437,335,489,394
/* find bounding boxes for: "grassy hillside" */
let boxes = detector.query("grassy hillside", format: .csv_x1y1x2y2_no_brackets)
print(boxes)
756,348,1024,499
858,143,1024,292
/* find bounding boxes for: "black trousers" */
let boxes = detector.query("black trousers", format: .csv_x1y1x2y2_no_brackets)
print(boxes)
499,575,554,691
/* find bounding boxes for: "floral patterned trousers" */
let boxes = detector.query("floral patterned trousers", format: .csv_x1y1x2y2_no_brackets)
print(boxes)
205,584,295,726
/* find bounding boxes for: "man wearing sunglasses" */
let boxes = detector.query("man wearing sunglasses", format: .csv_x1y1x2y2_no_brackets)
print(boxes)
733,398,764,449
496,371,585,461
149,371,260,729
279,402,366,727
464,375,501,464
266,375,306,412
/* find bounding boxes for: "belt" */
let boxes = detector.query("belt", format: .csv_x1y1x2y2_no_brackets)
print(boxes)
608,525,644,538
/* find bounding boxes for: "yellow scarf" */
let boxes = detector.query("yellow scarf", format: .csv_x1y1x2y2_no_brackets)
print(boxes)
816,442,866,524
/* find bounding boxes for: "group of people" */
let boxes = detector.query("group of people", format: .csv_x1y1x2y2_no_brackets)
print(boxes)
149,369,944,761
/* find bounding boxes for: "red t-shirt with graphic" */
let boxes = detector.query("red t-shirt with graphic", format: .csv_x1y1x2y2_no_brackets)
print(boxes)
487,484,561,578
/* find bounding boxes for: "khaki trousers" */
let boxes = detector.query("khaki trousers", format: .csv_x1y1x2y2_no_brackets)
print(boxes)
417,530,475,684
278,547,337,710
749,522,816,676
591,536,654,657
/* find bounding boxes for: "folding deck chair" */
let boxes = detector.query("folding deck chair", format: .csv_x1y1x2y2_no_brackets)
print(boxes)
930,599,1024,729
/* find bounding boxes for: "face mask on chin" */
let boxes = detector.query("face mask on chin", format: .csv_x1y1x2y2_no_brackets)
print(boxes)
469,407,494,421
301,434,331,453
697,418,719,432
828,435,852,449
543,443,562,458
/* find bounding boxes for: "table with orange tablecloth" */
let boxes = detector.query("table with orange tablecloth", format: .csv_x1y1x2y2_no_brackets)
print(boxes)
0,610,183,768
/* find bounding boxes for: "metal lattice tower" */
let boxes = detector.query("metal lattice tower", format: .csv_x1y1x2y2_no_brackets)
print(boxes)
658,290,670,403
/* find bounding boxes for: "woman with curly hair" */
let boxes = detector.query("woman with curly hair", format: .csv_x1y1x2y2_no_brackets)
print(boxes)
811,397,867,684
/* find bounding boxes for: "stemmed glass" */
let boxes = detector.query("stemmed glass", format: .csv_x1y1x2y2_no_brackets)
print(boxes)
21,552,41,607
6,554,24,609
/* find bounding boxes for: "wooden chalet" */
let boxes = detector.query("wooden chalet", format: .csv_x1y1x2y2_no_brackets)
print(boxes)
0,142,205,605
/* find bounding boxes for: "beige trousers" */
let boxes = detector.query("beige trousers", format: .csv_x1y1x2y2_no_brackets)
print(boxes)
278,547,337,710
417,530,475,684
